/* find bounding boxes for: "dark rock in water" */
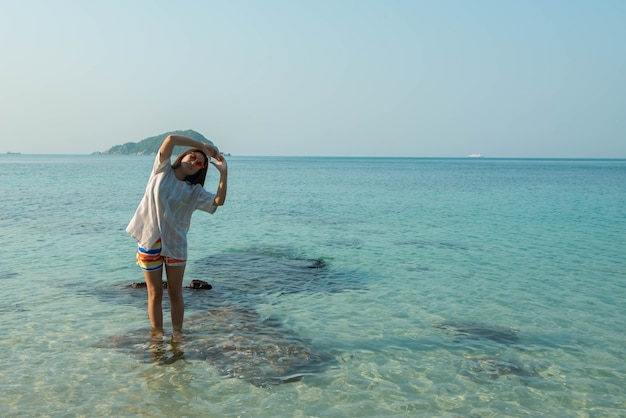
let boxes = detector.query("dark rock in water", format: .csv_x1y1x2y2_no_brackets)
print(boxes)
306,258,327,269
434,320,520,344
96,306,335,386
188,279,212,290
130,281,168,289
129,280,212,290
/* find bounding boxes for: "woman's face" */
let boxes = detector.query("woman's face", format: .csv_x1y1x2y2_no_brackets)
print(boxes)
181,151,207,173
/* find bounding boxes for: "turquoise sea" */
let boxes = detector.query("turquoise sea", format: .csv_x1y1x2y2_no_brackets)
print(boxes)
1,154,625,417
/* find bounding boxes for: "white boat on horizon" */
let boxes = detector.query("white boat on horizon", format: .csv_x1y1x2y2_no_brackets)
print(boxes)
467,153,483,158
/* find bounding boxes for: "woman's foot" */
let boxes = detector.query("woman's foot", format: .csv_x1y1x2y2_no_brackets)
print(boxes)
150,327,165,342
171,327,185,343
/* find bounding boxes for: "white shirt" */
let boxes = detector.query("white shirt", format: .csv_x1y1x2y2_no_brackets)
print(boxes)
126,154,217,259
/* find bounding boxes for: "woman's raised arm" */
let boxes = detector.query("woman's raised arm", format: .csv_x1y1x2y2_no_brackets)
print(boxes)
159,135,221,163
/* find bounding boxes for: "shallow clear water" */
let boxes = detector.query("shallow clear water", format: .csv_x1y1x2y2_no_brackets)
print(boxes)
1,155,625,417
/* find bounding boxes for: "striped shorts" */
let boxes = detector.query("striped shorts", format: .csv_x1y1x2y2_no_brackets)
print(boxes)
136,239,186,271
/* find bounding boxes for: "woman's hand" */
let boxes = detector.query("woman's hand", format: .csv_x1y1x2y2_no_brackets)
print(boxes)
203,143,222,162
210,157,228,175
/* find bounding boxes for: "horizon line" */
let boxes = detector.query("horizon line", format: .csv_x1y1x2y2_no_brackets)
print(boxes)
3,153,626,160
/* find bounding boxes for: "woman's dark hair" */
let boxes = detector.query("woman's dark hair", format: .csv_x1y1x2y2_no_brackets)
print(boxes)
172,149,209,186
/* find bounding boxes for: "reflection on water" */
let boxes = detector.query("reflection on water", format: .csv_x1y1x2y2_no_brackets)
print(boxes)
149,339,185,365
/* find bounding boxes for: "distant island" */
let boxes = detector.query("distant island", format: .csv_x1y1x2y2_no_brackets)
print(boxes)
93,129,222,156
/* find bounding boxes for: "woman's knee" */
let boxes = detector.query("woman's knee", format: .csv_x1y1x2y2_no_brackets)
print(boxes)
167,285,184,303
147,285,163,297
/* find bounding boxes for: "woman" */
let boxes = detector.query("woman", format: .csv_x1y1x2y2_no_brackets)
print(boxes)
126,134,228,341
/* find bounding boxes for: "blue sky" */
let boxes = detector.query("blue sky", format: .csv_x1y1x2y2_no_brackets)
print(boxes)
1,0,624,157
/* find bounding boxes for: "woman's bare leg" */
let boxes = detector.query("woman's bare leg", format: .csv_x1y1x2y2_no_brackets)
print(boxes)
165,264,186,337
143,268,164,336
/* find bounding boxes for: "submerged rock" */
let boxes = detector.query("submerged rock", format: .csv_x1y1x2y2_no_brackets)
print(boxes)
188,279,212,290
96,305,335,386
194,253,359,298
434,320,520,344
463,356,539,380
